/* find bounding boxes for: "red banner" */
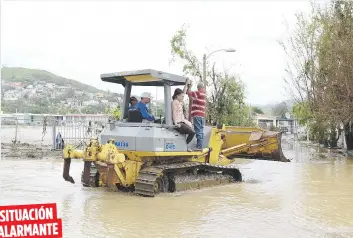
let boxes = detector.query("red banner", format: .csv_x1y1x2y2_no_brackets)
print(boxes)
0,203,62,238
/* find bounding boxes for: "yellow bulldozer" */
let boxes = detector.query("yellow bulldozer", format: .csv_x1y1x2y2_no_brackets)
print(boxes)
62,69,289,197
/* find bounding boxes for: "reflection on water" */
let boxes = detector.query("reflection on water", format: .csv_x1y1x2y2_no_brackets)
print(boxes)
1,126,53,145
1,137,353,237
302,160,353,228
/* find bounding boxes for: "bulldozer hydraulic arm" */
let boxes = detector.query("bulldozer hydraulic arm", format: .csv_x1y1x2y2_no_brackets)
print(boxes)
220,140,289,162
220,143,248,157
221,128,289,162
62,139,127,186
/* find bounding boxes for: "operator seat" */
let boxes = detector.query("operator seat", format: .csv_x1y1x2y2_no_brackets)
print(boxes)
127,109,143,123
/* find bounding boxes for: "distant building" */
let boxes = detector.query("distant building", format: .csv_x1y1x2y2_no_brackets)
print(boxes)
87,93,94,99
117,95,124,102
5,82,24,88
3,97,18,101
46,83,56,89
55,91,66,96
95,93,104,98
3,90,18,101
63,114,107,123
109,102,120,108
82,100,99,106
66,98,81,106
253,114,298,134
57,86,71,92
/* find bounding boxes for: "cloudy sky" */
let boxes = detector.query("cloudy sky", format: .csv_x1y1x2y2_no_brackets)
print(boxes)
1,1,312,105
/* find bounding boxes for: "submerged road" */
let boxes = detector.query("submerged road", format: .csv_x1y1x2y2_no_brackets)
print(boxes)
0,134,353,238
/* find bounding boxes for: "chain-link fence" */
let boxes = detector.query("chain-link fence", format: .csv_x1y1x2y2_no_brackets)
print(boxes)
1,114,109,150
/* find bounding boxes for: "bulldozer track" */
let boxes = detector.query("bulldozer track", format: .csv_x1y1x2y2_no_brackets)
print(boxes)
134,162,242,197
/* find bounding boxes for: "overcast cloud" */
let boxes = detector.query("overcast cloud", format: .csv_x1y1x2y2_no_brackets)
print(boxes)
1,1,311,105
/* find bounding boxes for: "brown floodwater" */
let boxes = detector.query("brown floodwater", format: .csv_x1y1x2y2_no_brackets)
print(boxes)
1,131,353,238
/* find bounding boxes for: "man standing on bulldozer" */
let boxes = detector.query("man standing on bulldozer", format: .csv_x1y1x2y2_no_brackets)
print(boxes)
185,79,206,151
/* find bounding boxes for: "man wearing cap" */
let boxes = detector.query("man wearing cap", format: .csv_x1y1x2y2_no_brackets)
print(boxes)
135,92,155,121
129,96,138,110
186,80,206,150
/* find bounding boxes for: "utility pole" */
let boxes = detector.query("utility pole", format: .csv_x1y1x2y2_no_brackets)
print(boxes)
202,54,207,84
202,48,236,84
194,48,236,123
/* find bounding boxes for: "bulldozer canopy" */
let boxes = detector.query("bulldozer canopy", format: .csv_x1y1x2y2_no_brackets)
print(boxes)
100,69,188,87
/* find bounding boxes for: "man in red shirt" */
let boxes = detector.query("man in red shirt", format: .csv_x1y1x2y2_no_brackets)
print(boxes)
186,81,206,150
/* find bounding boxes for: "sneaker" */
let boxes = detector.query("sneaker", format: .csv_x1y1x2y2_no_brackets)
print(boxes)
193,147,203,151
187,148,193,152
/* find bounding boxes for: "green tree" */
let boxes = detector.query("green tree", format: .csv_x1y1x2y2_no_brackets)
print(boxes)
292,102,313,126
170,25,203,81
292,101,327,142
251,106,264,115
83,104,106,114
272,102,289,118
280,0,353,148
207,74,253,126
105,105,122,120
65,88,75,98
170,25,253,126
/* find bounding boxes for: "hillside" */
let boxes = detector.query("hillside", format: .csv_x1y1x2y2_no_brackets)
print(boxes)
1,67,102,94
0,67,124,114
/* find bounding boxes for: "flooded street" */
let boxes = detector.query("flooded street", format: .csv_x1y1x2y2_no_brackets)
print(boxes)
1,131,353,237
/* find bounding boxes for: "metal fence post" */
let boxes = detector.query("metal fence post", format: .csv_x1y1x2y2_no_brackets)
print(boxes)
52,119,57,150
14,118,18,144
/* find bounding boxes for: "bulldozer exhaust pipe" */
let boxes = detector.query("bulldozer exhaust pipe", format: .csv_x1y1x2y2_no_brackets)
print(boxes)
63,158,75,184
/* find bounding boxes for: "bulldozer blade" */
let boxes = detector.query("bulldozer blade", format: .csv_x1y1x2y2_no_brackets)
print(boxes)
222,126,290,162
63,158,75,184
106,164,119,191
269,132,289,162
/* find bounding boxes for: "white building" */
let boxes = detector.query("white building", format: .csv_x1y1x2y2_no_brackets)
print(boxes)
46,83,56,89
109,102,120,108
253,114,298,134
57,86,71,92
3,90,19,101
82,100,99,106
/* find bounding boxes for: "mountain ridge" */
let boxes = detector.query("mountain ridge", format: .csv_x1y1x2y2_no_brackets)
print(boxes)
1,67,103,94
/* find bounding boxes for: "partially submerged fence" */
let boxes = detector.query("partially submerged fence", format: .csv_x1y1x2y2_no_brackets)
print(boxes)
53,116,108,149
1,114,109,150
1,116,53,146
